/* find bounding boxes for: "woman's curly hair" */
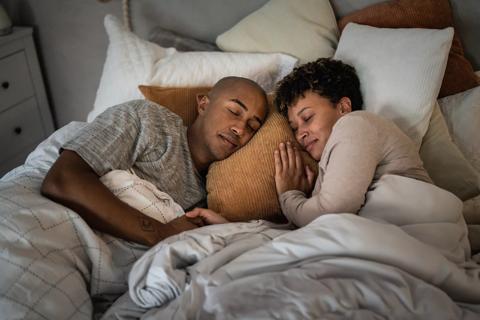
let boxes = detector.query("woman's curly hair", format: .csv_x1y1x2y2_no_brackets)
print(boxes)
274,58,363,117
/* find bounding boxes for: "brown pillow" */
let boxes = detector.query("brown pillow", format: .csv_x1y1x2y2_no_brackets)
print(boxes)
139,85,317,223
138,85,211,126
338,0,479,98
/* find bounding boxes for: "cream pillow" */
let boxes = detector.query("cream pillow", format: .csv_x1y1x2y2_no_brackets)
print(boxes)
438,85,480,174
88,15,297,121
419,103,480,200
333,23,453,146
100,170,184,224
216,0,339,64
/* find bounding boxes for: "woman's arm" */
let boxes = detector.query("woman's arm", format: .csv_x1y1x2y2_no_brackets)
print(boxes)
41,150,199,246
276,119,380,227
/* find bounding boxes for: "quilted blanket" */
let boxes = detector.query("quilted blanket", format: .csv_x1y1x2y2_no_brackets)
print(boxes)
0,122,148,320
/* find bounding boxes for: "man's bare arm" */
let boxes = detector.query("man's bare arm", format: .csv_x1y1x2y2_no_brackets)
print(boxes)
41,150,198,246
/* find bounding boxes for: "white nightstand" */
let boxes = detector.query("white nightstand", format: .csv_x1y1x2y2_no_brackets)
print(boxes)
0,27,55,176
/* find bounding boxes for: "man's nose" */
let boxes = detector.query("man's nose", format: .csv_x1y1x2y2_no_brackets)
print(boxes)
230,122,245,136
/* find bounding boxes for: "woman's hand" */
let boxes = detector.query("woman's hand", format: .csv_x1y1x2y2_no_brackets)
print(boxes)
185,208,230,225
274,141,315,196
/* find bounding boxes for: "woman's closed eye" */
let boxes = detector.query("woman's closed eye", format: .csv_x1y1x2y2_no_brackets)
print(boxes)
228,108,240,116
302,115,313,123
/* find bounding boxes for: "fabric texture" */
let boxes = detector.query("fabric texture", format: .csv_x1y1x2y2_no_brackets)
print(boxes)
337,0,479,98
64,100,206,210
279,111,431,227
438,85,480,175
333,23,453,147
0,122,149,320
100,170,185,224
138,85,210,126
216,0,338,64
89,15,297,122
137,86,316,222
419,103,480,201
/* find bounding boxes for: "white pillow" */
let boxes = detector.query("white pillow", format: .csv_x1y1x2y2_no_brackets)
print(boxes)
419,103,479,200
216,0,339,64
100,170,184,224
438,85,480,174
334,23,453,146
89,15,297,122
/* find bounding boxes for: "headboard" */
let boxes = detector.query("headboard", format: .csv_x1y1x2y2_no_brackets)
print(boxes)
130,0,480,70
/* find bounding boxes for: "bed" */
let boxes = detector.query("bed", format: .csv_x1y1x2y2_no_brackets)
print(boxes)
1,0,480,319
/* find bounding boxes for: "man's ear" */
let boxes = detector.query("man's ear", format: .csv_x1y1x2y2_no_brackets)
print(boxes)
337,97,352,115
196,94,209,115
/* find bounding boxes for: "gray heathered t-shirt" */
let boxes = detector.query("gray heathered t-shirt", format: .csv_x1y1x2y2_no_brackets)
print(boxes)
62,100,206,210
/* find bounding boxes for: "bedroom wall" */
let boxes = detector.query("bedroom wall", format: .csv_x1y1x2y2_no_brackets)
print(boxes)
1,0,122,127
1,0,479,128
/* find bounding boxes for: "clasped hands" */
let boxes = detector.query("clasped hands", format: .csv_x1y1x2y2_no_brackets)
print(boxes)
274,141,315,196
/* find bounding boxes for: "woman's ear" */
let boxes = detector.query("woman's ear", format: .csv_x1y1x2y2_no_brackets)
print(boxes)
196,94,209,114
337,97,352,115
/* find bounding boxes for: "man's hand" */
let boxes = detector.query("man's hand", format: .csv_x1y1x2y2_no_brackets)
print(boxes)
185,208,229,225
274,141,315,196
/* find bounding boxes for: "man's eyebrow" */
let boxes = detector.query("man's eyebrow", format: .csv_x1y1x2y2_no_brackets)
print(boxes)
230,98,263,124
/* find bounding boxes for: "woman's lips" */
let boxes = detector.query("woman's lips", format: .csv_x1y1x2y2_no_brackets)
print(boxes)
304,140,316,152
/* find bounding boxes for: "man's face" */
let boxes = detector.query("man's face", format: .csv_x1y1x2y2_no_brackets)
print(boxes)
197,84,267,161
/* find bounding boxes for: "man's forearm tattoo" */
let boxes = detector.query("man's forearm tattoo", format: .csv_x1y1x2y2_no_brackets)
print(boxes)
140,217,155,232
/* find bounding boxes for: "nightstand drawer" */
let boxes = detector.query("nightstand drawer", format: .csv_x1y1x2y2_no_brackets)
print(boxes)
0,98,44,161
0,50,35,112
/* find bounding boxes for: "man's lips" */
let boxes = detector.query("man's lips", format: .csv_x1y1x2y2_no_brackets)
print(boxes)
219,133,239,149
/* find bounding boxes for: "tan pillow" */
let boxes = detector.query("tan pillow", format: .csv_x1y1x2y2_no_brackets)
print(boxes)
139,85,317,223
338,0,479,98
419,103,480,201
138,85,210,126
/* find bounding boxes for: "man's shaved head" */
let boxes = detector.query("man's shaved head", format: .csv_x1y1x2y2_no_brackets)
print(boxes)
208,76,268,112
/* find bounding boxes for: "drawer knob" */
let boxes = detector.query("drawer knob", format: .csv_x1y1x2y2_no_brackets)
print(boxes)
14,126,22,135
1,81,9,89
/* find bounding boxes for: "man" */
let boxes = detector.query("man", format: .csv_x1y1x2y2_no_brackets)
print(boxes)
41,76,268,246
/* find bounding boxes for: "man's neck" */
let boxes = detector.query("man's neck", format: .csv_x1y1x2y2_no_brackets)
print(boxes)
187,124,210,175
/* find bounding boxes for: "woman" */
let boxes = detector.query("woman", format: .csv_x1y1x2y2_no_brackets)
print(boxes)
273,58,432,227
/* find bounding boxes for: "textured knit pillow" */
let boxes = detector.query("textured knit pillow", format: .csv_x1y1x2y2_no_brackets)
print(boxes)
333,23,453,147
216,0,338,64
207,98,317,223
89,14,297,122
138,86,317,222
337,0,479,98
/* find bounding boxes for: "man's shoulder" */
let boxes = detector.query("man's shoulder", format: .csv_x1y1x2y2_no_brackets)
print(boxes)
107,99,185,129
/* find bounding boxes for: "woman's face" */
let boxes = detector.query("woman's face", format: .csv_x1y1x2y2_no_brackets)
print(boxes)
287,91,349,161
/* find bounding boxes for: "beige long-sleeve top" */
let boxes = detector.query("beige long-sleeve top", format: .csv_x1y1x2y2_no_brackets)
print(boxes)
279,111,432,227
